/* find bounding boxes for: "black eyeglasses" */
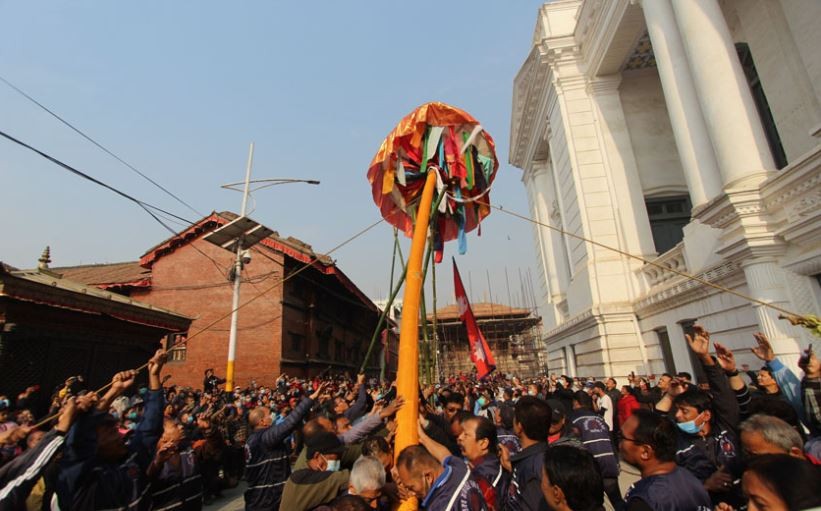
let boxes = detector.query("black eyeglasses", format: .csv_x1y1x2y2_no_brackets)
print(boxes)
617,432,642,444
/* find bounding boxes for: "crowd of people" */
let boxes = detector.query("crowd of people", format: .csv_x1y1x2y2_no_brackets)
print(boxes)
1,325,820,511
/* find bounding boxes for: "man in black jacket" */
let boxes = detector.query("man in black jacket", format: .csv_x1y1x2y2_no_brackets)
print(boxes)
244,381,327,510
501,396,551,511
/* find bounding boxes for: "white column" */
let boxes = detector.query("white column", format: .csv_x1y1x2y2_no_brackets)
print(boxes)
641,0,723,206
741,259,804,364
671,0,776,186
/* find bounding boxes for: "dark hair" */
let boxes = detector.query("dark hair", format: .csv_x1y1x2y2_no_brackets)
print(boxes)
744,454,821,510
514,396,552,441
748,397,802,434
676,372,692,381
573,390,594,410
661,373,673,380
361,435,391,457
463,416,498,452
396,445,437,473
444,393,464,407
331,494,370,511
607,378,617,386
543,445,604,511
593,382,606,391
499,404,515,429
672,388,712,413
631,409,677,462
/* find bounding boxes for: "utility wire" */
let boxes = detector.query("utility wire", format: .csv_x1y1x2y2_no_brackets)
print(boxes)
0,129,194,226
0,74,204,218
0,128,230,276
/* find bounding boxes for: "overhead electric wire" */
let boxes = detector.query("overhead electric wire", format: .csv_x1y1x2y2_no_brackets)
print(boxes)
0,129,195,226
0,128,232,277
0,74,204,218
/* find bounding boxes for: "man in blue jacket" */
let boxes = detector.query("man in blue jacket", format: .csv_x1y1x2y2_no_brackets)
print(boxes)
57,348,168,510
244,381,327,510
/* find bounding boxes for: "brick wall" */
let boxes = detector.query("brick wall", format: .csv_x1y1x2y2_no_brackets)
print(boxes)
132,237,285,389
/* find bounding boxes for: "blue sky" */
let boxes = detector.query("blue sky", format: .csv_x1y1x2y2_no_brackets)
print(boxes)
0,1,545,309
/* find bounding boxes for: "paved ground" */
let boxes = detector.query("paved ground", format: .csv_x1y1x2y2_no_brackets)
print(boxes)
206,462,642,511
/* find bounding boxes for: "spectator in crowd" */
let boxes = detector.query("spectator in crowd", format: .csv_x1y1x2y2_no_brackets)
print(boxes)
617,385,640,429
540,445,605,511
501,396,551,511
739,414,813,461
347,455,386,510
740,454,821,511
244,381,326,510
202,369,224,395
457,416,508,511
395,444,487,511
280,432,350,511
58,349,168,510
569,391,622,511
620,410,712,510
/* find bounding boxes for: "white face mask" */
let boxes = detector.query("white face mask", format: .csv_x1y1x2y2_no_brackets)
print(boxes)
321,454,341,472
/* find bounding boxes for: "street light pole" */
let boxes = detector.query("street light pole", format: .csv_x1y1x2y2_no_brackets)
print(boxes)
225,142,255,392
210,143,320,392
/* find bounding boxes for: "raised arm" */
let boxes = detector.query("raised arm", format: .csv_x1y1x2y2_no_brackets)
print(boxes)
260,382,326,448
417,419,452,463
344,373,369,422
686,326,740,429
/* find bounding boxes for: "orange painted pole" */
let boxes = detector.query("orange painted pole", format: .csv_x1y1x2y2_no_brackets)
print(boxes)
394,170,438,459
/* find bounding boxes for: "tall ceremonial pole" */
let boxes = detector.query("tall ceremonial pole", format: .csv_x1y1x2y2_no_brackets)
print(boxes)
394,170,438,457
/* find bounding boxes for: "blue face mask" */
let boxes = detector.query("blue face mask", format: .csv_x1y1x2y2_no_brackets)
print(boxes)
186,416,195,425
325,459,341,472
127,422,138,431
677,415,705,435
477,397,487,407
127,412,138,421
0,399,9,409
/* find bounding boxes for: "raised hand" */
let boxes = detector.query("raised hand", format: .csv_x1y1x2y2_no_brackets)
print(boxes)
357,373,366,385
714,342,737,373
148,349,168,376
379,396,405,419
685,325,711,358
56,397,79,433
667,378,689,397
112,370,138,393
751,332,775,362
310,382,328,401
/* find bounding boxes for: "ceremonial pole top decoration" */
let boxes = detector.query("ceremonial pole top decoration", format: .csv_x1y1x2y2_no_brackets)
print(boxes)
367,101,500,257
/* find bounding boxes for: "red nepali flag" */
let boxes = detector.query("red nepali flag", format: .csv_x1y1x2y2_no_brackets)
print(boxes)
452,258,496,380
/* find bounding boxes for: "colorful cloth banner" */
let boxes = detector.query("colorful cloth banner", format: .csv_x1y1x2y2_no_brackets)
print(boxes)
452,258,496,380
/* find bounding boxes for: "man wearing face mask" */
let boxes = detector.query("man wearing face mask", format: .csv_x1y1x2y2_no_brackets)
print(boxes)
280,432,350,511
655,326,741,501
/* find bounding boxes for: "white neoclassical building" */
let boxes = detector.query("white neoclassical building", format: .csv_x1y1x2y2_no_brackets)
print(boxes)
510,0,821,380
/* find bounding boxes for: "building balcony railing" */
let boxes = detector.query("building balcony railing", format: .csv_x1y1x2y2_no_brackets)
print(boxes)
638,242,687,289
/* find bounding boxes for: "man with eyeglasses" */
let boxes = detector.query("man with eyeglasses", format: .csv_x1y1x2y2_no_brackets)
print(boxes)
620,410,711,511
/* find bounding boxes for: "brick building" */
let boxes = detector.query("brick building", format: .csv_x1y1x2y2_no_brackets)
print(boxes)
54,212,395,389
0,255,190,412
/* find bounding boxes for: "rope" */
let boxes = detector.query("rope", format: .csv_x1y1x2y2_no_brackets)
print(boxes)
479,200,806,320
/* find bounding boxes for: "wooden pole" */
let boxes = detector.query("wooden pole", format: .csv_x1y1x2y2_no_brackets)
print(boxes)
394,171,438,458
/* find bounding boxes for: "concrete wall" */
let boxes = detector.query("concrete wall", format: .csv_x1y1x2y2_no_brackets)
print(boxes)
620,69,688,198
723,0,821,163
